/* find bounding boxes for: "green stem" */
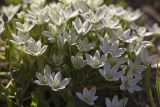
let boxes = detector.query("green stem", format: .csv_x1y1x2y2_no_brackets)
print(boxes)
144,66,156,107
156,54,160,106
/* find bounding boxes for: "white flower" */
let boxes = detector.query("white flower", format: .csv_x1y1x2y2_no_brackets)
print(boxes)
99,61,124,81
43,23,65,41
82,7,105,23
105,95,128,107
76,87,98,105
52,50,64,66
26,7,49,24
2,4,21,21
72,17,92,35
48,71,71,91
101,16,119,29
128,59,146,79
62,30,78,45
100,37,126,57
107,57,127,66
136,27,153,37
49,9,66,26
85,50,106,68
59,0,77,5
63,7,80,20
11,31,29,45
149,55,160,68
121,29,137,43
77,37,95,52
86,0,104,9
71,52,86,69
16,21,35,32
106,5,126,16
34,65,54,85
121,9,141,22
24,0,46,6
120,73,142,93
24,38,48,56
127,37,152,55
149,23,160,35
140,47,160,68
73,1,89,13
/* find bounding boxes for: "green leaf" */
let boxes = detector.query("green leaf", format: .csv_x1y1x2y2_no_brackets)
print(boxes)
66,90,74,107
31,92,38,107
157,77,160,100
143,66,156,107
34,88,50,107
63,64,72,77
7,97,13,107
6,0,21,5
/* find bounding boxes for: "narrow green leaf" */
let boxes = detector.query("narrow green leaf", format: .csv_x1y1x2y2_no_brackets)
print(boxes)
143,66,156,107
31,92,38,107
157,77,160,101
7,97,13,107
66,90,74,107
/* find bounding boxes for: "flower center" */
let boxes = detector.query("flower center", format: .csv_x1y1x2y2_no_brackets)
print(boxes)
52,79,60,89
94,59,100,67
84,96,91,102
105,72,113,80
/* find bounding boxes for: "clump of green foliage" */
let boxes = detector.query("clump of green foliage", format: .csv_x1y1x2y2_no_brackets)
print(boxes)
0,0,160,107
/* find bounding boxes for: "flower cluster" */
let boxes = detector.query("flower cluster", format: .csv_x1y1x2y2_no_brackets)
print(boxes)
35,65,71,91
1,0,160,106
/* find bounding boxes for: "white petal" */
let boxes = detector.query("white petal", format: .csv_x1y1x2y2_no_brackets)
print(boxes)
103,61,111,72
120,84,125,91
44,65,51,74
105,98,112,107
40,45,48,54
83,87,89,98
112,95,118,106
48,75,53,87
94,50,100,58
89,87,96,97
54,71,62,81
131,85,142,91
76,92,84,101
87,101,94,105
36,73,44,83
59,78,71,89
34,80,45,85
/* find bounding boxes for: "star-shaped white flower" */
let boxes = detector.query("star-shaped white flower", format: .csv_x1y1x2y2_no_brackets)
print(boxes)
34,65,54,85
2,4,21,21
85,50,106,68
120,73,142,93
16,21,35,32
140,47,160,68
71,52,87,69
77,37,95,52
76,87,98,105
99,61,124,81
128,58,146,79
100,36,126,57
48,71,71,91
12,31,29,45
24,38,47,56
101,16,119,29
105,95,128,107
72,17,92,35
82,7,105,23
